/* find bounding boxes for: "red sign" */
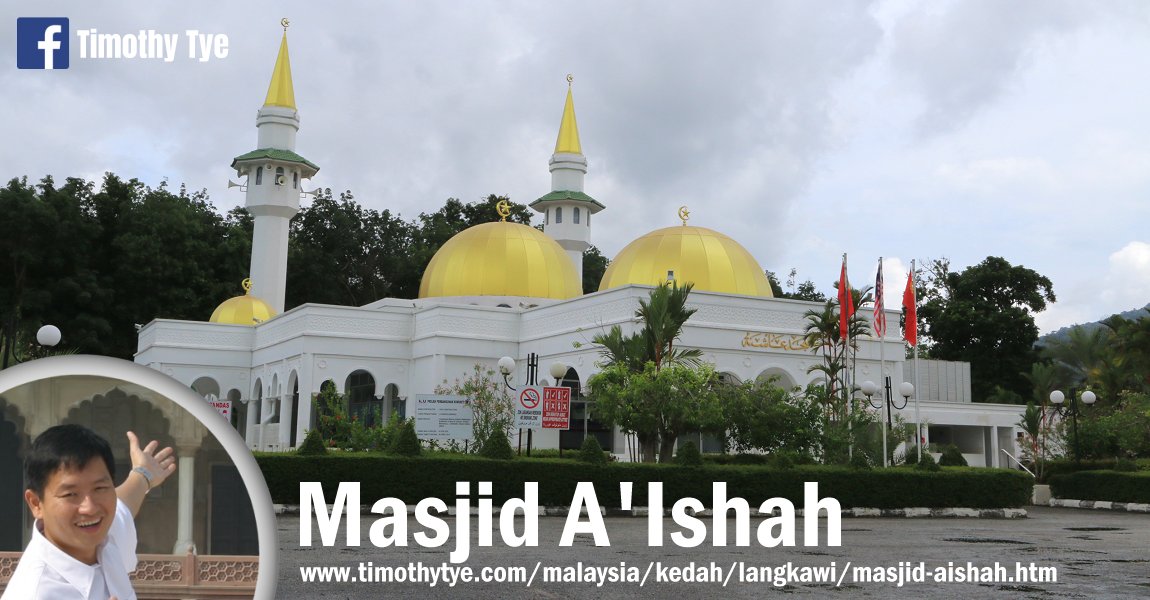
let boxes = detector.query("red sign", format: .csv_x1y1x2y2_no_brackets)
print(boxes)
542,386,570,430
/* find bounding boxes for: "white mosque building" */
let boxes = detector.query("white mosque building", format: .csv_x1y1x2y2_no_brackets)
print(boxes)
134,29,1025,467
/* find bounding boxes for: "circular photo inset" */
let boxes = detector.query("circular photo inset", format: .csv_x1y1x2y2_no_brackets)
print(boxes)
0,356,276,600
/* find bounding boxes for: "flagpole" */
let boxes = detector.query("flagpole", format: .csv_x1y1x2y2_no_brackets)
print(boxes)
878,257,888,467
912,259,922,463
839,253,854,462
843,253,852,461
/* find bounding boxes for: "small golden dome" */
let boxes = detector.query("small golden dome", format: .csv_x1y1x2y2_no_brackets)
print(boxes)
599,225,774,297
419,221,581,299
210,279,277,325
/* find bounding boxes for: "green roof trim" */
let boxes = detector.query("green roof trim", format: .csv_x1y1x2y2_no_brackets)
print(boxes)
529,190,606,211
231,148,320,173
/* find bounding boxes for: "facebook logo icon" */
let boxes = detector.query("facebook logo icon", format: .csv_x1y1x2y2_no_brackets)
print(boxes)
17,18,70,69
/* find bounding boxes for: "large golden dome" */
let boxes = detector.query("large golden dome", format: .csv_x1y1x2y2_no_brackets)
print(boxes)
599,225,774,297
210,279,277,325
419,221,582,299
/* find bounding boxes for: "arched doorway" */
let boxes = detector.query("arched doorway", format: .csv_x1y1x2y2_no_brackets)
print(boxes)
288,378,300,448
0,401,27,551
558,368,613,452
63,389,176,555
384,383,403,420
346,370,379,426
191,376,220,399
227,389,246,440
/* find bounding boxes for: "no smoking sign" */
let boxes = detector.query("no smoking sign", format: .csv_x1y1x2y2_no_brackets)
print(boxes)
519,387,540,409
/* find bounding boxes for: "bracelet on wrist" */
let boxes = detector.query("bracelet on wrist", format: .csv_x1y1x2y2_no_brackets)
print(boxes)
132,466,155,492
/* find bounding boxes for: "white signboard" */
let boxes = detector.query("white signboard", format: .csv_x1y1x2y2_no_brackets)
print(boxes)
414,394,473,440
514,386,543,429
208,398,232,421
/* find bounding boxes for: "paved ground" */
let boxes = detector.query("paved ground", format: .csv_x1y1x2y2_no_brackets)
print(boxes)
276,507,1149,599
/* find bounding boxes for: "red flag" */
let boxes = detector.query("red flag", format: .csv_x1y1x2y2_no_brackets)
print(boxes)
903,268,917,347
873,257,886,337
838,255,853,339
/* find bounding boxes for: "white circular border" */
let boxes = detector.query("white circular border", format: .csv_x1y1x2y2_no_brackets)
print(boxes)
0,355,277,600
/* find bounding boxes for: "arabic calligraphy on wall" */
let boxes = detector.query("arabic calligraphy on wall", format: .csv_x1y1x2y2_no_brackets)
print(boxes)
741,332,810,352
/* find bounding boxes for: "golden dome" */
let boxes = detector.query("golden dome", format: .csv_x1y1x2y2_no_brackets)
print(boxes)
419,221,582,299
210,279,277,325
599,225,774,297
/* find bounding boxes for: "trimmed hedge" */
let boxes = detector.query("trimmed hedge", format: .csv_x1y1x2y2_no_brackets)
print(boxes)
256,454,1032,509
1049,471,1150,504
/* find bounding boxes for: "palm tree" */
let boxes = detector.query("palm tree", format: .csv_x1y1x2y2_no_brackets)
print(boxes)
590,281,702,461
593,281,701,371
1042,326,1111,386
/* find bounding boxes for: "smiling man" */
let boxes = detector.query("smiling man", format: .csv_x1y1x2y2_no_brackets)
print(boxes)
1,425,177,600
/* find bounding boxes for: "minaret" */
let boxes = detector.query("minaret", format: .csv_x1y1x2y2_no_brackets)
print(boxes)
230,20,319,314
530,76,605,283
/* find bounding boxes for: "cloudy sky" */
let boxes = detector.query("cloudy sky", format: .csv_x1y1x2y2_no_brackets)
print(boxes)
4,0,1148,333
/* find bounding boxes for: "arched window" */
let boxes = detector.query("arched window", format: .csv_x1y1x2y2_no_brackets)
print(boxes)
293,171,299,189
346,370,379,426
255,167,263,185
275,166,285,185
555,207,563,224
574,207,580,224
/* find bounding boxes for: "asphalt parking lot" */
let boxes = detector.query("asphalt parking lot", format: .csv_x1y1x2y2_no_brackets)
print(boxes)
276,506,1149,599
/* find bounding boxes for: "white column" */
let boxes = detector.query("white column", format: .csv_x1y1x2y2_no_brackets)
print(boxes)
297,356,314,443
989,426,1000,469
279,392,293,447
172,452,196,554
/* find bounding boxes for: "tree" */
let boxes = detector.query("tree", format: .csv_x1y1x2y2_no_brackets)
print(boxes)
287,189,416,307
588,362,723,463
766,269,826,301
436,364,514,452
587,282,705,462
582,245,609,294
0,174,247,360
720,378,820,456
919,256,1054,401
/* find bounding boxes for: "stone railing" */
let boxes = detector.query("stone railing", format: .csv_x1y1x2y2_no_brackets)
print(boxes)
0,551,258,599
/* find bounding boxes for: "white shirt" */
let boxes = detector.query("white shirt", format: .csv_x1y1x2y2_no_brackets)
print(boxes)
2,499,138,600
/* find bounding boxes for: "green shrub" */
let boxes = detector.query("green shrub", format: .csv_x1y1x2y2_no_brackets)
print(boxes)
674,441,703,466
479,430,515,460
730,453,769,465
849,451,872,470
938,445,968,467
347,418,375,451
1114,458,1138,472
770,452,795,470
376,411,404,450
390,419,421,457
1049,471,1150,503
296,429,327,456
578,436,608,465
256,454,1033,508
916,451,941,472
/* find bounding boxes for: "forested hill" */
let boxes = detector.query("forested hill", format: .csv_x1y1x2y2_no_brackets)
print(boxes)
1039,303,1150,346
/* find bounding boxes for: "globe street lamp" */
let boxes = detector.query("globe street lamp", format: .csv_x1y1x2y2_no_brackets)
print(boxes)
497,356,517,390
860,377,911,467
36,324,62,347
899,382,917,463
1049,388,1096,462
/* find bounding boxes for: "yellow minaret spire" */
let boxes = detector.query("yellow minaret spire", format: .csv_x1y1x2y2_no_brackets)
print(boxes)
554,74,582,154
263,20,296,109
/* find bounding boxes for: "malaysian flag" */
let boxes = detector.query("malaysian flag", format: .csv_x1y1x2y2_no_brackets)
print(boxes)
873,257,886,337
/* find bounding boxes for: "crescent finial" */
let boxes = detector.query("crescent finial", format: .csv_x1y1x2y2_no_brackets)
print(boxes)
677,205,690,226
